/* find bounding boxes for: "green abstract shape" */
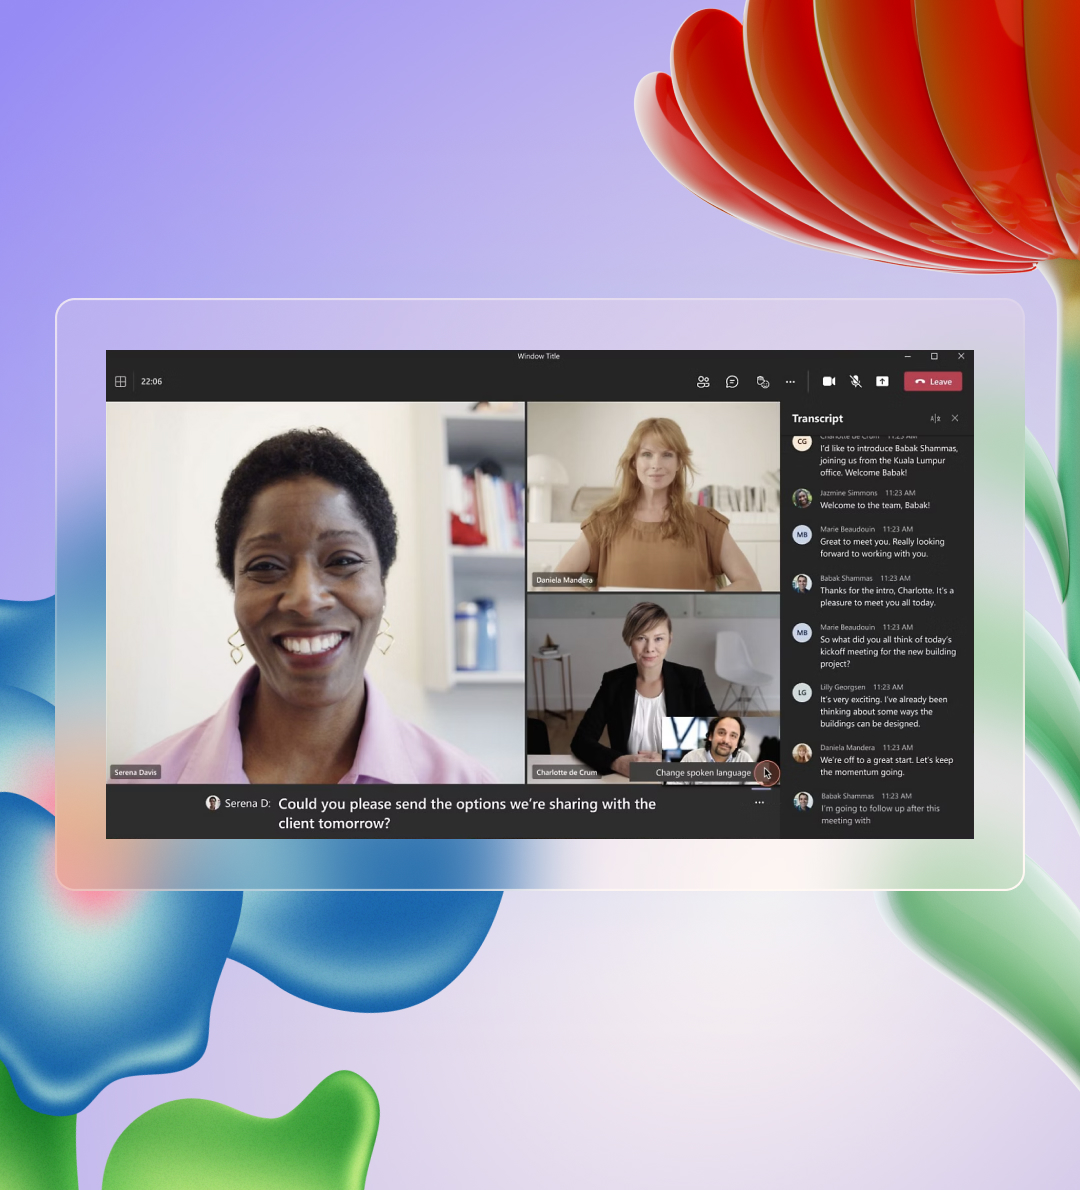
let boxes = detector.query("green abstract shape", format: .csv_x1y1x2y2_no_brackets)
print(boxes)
0,1060,77,1190
1025,427,1070,600
103,1071,379,1190
1025,612,1080,833
1040,258,1080,673
883,859,1080,1090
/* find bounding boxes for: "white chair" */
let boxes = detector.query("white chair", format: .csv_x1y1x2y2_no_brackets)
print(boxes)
714,631,773,713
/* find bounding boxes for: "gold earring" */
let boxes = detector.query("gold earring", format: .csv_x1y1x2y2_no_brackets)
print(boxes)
375,614,394,656
227,628,247,665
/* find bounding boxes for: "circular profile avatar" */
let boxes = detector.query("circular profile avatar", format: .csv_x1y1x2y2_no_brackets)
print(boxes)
792,743,812,764
206,795,221,811
794,792,813,811
792,573,813,593
792,488,813,508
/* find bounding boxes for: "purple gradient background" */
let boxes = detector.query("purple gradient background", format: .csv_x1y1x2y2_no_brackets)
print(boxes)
4,0,1077,1184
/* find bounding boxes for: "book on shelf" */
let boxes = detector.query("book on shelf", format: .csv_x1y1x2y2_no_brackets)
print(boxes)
446,465,525,551
695,484,775,513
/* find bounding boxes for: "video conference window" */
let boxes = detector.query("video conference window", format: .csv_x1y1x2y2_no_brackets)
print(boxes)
103,349,974,845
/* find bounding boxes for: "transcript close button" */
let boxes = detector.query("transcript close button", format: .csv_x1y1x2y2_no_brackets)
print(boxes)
904,371,963,391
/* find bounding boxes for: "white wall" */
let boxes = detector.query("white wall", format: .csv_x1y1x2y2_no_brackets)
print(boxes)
526,603,780,714
106,401,523,782
527,400,780,523
740,716,781,760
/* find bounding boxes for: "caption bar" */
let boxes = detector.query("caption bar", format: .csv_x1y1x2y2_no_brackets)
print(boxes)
107,786,781,840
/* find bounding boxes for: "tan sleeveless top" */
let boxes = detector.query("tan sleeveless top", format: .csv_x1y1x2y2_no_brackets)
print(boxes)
580,505,730,590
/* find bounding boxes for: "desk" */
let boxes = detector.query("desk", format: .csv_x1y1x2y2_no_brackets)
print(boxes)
526,753,627,784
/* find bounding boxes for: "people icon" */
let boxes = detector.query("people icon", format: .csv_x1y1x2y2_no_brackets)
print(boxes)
792,743,812,764
794,792,813,811
792,488,813,508
206,795,221,811
792,574,812,593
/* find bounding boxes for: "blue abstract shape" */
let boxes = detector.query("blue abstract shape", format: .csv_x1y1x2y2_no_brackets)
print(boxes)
0,685,55,811
229,891,503,1012
0,794,242,1115
0,598,54,704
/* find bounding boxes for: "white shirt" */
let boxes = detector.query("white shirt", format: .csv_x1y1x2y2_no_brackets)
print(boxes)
627,689,667,755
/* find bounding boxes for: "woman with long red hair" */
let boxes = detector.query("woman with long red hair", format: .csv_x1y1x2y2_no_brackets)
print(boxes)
555,417,761,591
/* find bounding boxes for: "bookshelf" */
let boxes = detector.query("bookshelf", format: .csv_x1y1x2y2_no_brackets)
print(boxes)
415,405,526,691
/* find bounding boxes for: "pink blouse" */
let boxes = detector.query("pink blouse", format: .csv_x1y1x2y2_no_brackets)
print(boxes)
119,667,496,784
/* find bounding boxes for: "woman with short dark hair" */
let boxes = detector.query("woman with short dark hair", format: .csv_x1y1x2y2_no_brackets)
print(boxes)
122,428,494,784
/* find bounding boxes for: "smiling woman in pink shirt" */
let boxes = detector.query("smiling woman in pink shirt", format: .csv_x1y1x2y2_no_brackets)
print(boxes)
122,428,495,785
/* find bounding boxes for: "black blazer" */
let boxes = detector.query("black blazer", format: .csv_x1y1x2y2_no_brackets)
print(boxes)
571,660,716,776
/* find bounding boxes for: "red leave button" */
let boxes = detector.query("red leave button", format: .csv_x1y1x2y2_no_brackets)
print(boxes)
904,371,963,391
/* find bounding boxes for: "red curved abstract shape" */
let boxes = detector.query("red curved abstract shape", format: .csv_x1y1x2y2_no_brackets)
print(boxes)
914,0,1069,256
745,0,1032,262
671,8,1026,270
1025,0,1080,255
815,0,1044,259
636,6,1049,273
635,71,1031,273
634,72,902,264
